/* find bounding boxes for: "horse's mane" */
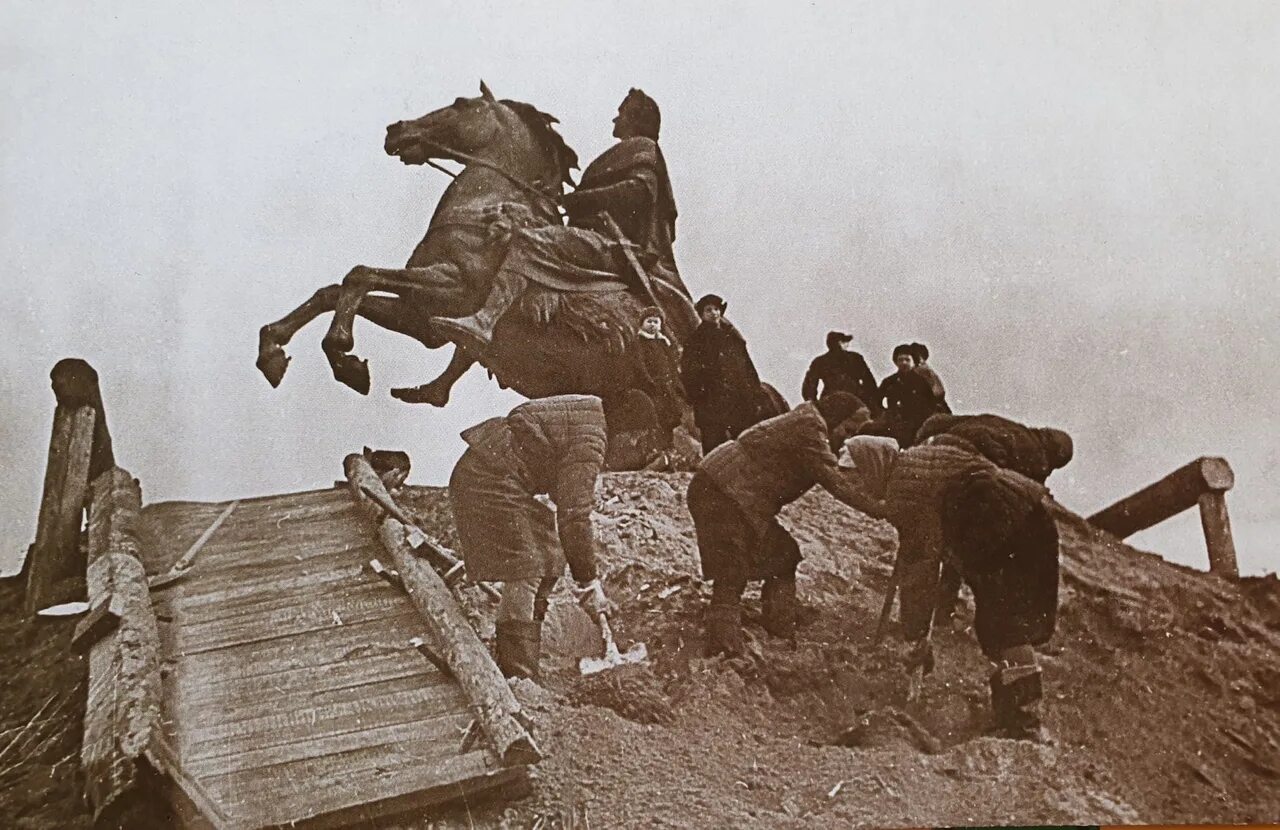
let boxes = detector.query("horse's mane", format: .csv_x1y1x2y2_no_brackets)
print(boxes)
502,99,579,187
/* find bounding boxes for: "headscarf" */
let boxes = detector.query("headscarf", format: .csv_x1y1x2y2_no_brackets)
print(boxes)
838,435,900,499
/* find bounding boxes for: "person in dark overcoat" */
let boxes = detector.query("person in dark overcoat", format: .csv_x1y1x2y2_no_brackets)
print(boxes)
801,331,879,410
449,395,615,680
680,294,766,453
687,395,878,656
859,344,938,447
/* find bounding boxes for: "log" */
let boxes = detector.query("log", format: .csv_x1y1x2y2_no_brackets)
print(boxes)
49,358,115,479
25,405,96,613
25,359,114,613
342,454,541,767
1087,456,1233,538
1197,490,1239,579
80,467,163,822
1087,456,1239,578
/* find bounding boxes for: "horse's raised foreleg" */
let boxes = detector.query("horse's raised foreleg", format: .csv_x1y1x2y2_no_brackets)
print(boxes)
257,284,343,387
390,347,476,406
321,263,465,394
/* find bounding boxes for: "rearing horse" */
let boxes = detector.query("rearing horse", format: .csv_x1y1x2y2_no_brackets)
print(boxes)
256,82,697,412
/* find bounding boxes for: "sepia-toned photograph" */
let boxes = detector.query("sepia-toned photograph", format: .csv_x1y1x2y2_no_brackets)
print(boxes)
2,2,1278,827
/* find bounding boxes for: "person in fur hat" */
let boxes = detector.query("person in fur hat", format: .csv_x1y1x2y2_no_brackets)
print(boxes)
680,294,766,453
630,305,686,451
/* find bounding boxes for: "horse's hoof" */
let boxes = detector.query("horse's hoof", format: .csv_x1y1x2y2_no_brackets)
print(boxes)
329,353,371,395
256,344,290,388
390,383,449,407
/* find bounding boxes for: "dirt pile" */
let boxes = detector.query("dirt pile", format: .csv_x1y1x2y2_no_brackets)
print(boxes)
408,472,1280,828
3,472,1277,828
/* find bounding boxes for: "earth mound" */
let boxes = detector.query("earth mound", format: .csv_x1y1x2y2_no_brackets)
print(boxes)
3,471,1278,828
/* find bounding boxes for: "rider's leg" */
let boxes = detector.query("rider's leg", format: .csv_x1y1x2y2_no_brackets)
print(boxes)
430,268,528,352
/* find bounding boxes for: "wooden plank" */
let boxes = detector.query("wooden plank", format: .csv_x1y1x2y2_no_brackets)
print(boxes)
171,648,433,708
1198,490,1240,578
26,405,96,613
174,579,398,649
206,743,511,828
187,704,475,777
276,762,528,830
344,453,540,768
155,561,369,612
179,663,448,730
176,590,409,655
154,564,373,620
182,679,470,762
171,610,425,682
158,574,389,632
158,544,370,599
1088,456,1234,539
79,468,163,822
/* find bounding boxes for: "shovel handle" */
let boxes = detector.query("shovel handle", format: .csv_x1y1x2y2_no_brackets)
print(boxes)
596,612,620,657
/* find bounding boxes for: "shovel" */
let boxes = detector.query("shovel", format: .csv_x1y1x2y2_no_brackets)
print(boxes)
579,613,648,676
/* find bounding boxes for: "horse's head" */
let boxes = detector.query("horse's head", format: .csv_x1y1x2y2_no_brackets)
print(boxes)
385,81,577,187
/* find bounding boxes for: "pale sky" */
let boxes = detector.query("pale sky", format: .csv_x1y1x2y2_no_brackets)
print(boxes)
2,1,1277,575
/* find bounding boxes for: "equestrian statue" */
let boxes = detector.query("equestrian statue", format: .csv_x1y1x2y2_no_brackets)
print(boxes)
255,82,783,467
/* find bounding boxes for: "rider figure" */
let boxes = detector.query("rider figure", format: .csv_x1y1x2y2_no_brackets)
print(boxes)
431,89,683,351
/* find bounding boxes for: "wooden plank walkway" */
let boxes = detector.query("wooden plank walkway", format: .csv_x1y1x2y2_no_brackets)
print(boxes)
137,487,527,829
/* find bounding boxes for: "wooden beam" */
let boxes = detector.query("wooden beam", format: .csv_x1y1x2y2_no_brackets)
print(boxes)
80,467,163,822
1087,456,1239,578
26,405,96,614
1088,456,1233,538
342,453,541,768
1197,490,1239,579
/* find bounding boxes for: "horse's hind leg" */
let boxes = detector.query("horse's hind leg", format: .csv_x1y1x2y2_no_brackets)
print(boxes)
390,347,476,406
257,284,342,387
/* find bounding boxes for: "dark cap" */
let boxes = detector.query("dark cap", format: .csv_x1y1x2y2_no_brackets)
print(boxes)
826,331,853,349
695,294,727,314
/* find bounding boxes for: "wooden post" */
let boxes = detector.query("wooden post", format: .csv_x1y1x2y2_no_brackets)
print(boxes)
80,467,162,821
1088,456,1238,578
1197,491,1239,579
24,358,115,613
343,453,541,767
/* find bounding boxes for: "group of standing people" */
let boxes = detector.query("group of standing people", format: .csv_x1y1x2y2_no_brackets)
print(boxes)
434,86,1073,743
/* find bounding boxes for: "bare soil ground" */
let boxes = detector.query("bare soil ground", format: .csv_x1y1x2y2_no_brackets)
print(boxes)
2,471,1277,828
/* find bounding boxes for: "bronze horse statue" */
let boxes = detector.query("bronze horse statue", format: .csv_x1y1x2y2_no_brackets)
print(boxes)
256,83,783,461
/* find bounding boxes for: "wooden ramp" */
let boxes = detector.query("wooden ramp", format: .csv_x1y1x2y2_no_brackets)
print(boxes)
137,487,528,828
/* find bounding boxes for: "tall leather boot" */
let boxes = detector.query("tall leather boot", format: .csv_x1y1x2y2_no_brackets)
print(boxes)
495,619,543,681
989,645,1043,740
705,603,744,657
760,575,799,638
430,270,527,352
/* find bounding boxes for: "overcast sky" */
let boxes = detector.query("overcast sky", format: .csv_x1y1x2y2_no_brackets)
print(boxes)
2,1,1276,576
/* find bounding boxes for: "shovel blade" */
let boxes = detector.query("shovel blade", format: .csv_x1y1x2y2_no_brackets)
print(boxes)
578,642,648,676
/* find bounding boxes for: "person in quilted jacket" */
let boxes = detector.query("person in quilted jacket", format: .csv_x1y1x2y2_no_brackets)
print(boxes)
687,394,880,656
841,436,1060,739
449,394,614,680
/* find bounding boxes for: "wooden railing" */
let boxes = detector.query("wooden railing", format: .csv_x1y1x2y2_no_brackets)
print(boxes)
1088,456,1239,578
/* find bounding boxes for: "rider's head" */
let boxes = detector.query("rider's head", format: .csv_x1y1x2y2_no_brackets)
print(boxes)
614,88,661,141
